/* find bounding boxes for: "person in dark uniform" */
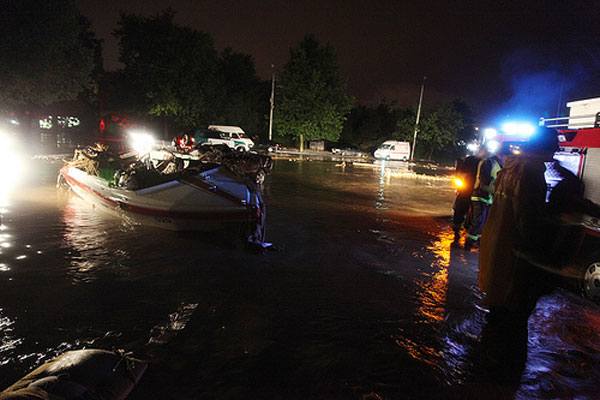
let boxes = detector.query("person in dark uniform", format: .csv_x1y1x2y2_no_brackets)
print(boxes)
452,152,482,244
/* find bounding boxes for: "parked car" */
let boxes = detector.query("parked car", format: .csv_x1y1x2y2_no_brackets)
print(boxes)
330,145,368,157
253,141,282,153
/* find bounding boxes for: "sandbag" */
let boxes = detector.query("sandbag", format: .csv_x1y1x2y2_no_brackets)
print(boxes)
0,349,147,400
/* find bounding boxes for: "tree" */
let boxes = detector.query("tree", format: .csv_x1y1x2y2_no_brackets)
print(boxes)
275,35,354,148
114,10,221,132
341,102,400,150
0,0,97,111
394,107,419,142
215,49,270,139
449,98,477,155
395,100,474,160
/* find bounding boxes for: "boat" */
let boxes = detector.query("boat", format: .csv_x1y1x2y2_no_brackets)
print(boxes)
59,144,263,232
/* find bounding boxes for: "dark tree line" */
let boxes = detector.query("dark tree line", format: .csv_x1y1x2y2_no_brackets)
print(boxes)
0,0,476,161
107,10,270,138
0,0,98,110
343,99,477,161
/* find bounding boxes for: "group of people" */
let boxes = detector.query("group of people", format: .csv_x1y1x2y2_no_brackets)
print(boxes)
452,128,600,383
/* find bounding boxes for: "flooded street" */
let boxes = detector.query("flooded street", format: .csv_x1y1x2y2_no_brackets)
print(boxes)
1,156,600,399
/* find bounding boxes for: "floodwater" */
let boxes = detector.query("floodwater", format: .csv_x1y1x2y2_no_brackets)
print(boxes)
1,154,600,399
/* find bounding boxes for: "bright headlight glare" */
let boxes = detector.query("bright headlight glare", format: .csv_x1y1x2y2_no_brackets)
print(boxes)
129,132,155,154
486,139,500,153
0,132,14,148
466,142,479,152
0,135,23,193
484,128,497,139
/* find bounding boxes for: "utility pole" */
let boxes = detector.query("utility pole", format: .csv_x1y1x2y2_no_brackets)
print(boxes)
411,76,426,161
268,65,275,142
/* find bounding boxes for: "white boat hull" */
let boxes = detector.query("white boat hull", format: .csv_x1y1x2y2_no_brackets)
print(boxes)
60,166,260,231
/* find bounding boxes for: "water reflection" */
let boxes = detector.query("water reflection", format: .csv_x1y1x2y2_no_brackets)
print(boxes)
393,227,453,369
416,228,452,323
147,302,198,346
0,187,13,269
61,197,131,284
518,291,600,399
376,165,387,211
0,310,21,366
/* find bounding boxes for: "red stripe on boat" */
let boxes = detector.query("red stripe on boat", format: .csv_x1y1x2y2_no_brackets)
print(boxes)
61,167,256,221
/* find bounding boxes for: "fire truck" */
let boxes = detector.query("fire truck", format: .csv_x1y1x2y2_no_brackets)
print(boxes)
540,97,600,302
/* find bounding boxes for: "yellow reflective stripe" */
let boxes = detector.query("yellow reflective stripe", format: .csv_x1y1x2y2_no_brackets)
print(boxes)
490,161,501,179
470,196,493,204
473,160,484,191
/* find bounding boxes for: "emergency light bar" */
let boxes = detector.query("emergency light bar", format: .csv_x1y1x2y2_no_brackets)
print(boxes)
501,122,535,137
484,128,497,139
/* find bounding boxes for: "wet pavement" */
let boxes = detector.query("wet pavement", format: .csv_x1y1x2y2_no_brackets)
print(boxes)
1,155,599,399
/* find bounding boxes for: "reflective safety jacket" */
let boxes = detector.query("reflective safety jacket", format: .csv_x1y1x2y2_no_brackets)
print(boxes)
471,155,503,204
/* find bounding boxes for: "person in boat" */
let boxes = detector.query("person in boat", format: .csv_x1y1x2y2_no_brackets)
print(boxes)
174,133,195,152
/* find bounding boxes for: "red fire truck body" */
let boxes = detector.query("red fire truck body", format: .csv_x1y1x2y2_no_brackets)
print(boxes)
541,97,600,301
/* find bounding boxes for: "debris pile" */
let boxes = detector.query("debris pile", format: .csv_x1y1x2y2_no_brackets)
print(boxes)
65,143,274,189
66,143,117,177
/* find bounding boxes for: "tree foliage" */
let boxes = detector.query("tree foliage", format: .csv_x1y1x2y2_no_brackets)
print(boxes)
275,35,354,144
339,99,476,160
394,99,475,159
114,10,221,129
215,49,269,138
0,0,98,111
112,12,268,136
341,103,399,149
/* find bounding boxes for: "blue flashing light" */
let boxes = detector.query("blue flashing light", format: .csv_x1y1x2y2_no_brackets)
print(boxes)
501,122,536,137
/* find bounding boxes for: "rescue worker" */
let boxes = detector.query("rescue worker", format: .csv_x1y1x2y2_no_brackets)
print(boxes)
476,129,559,382
464,146,505,250
452,151,482,244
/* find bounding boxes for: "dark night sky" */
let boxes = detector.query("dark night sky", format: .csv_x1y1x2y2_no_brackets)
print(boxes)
76,0,600,123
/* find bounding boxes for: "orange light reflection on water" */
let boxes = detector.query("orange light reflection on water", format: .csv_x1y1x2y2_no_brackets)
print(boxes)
415,228,453,323
395,228,454,366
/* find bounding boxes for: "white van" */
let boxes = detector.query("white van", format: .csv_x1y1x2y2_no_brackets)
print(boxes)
196,125,254,151
374,140,411,161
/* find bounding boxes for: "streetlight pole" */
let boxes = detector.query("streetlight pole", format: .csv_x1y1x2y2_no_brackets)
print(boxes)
411,76,426,161
268,65,275,142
